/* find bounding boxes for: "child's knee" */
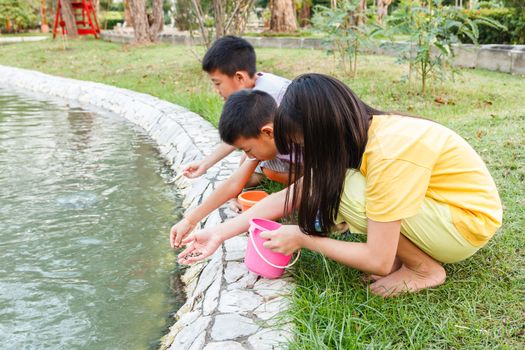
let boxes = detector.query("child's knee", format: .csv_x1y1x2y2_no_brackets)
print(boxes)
262,167,289,184
245,173,265,188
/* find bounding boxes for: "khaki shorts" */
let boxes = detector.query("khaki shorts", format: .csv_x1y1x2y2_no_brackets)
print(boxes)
336,171,481,263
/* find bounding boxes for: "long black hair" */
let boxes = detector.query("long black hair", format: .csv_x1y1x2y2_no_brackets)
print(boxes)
274,73,386,235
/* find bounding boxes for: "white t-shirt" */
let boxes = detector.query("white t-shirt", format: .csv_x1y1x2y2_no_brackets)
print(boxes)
251,72,292,172
253,72,290,105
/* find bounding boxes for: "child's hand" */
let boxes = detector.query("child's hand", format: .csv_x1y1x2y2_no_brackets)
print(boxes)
182,160,207,178
177,228,223,265
170,218,196,248
260,225,305,256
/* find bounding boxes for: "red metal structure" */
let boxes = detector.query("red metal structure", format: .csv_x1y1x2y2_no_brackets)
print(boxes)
53,0,101,38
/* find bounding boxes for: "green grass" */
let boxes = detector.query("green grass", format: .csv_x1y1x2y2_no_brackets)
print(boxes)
1,37,524,349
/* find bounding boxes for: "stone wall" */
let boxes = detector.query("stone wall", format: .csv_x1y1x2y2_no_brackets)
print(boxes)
0,65,292,350
0,36,49,44
101,30,525,75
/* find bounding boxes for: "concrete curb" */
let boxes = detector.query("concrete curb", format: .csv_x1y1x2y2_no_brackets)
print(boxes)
0,65,292,350
0,36,49,44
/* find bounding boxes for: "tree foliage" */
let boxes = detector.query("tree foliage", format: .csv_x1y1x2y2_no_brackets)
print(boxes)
184,0,256,48
0,0,38,32
387,0,505,92
312,0,379,78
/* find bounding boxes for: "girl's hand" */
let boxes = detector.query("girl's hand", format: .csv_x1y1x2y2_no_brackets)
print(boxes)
177,228,224,265
260,225,305,256
170,218,196,248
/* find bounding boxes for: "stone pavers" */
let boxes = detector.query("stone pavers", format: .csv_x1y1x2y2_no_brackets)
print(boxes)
0,65,293,350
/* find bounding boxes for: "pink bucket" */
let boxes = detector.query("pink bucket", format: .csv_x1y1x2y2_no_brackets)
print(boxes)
245,218,301,279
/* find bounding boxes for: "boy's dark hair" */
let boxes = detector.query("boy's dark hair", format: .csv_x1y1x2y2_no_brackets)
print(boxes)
202,36,256,77
219,90,276,144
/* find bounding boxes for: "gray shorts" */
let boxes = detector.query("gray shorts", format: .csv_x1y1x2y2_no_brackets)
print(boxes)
255,157,290,174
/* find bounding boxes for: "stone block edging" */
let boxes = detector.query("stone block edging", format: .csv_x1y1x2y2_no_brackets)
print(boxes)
0,36,49,44
0,65,292,350
101,30,525,75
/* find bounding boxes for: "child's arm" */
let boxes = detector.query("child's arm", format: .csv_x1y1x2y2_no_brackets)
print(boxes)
261,220,401,276
177,181,299,264
183,143,236,178
170,158,260,248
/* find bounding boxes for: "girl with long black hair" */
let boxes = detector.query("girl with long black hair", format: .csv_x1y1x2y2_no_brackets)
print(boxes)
178,73,502,297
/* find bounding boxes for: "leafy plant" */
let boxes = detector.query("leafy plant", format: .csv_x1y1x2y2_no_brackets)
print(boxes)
387,0,505,93
461,8,525,44
184,0,256,49
0,0,38,32
312,0,380,78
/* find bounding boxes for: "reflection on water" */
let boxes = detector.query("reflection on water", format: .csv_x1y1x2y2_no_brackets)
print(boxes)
0,89,185,350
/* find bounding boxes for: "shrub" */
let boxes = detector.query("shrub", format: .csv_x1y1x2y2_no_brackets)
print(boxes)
0,0,38,33
460,8,525,44
312,0,380,78
109,2,125,12
174,0,209,31
387,0,504,93
100,11,124,30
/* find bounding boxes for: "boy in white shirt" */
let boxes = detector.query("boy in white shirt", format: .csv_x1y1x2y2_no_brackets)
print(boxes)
183,36,290,186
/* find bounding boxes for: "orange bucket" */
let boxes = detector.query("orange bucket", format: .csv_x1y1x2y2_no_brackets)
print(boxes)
237,190,269,212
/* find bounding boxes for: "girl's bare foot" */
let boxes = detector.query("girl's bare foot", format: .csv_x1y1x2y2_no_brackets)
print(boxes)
369,262,446,297
363,256,402,283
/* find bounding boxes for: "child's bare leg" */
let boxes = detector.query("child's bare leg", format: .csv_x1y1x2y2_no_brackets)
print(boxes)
244,172,265,188
262,168,290,185
370,234,446,297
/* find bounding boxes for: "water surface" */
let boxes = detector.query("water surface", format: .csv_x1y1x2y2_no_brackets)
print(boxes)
0,89,185,349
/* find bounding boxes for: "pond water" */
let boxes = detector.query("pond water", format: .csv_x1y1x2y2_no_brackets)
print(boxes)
0,89,185,349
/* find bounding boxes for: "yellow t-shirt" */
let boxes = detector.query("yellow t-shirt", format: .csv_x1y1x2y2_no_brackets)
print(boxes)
360,115,502,246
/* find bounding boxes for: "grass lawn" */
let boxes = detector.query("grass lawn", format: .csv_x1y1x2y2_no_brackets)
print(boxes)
1,37,524,349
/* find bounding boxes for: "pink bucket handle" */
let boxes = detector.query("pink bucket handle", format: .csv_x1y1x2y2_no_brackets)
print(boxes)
248,226,301,270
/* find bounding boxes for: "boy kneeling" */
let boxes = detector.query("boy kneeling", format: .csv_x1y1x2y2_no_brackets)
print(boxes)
170,90,292,248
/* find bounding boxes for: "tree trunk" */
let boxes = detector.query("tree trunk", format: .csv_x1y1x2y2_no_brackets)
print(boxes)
124,0,133,27
129,0,164,43
41,0,49,32
148,0,164,41
93,0,100,15
225,0,256,35
270,0,297,32
298,1,311,27
357,0,367,26
130,0,149,42
377,0,392,24
61,0,78,38
190,0,212,48
213,0,225,37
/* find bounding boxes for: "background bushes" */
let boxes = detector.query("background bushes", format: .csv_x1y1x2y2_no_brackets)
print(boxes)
460,8,525,44
100,11,124,30
0,0,38,33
